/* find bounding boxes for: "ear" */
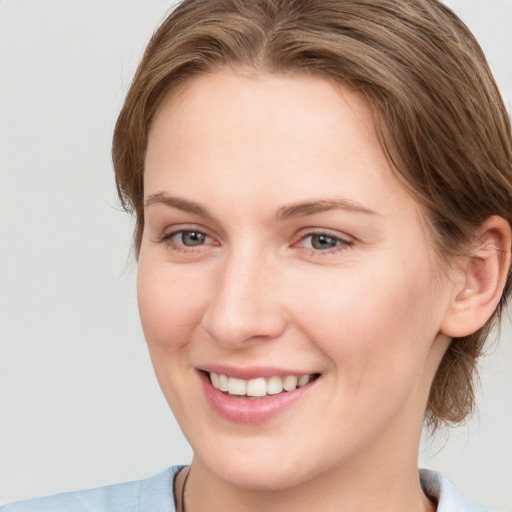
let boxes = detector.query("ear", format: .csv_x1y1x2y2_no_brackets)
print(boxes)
441,216,512,338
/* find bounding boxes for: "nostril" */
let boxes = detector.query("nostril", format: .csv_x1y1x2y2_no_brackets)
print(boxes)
200,306,287,348
200,265,287,347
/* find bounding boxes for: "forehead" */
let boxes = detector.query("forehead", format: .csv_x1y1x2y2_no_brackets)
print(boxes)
147,70,385,188
145,69,423,229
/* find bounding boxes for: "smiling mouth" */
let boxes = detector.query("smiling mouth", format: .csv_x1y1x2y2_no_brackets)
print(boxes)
206,372,320,399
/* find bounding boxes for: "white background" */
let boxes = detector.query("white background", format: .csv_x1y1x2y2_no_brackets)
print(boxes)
0,0,511,509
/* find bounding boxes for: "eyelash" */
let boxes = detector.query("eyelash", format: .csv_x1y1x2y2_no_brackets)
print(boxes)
156,228,217,253
155,227,353,256
295,230,354,255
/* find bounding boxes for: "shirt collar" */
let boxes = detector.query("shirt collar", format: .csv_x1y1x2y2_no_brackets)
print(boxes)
420,469,490,512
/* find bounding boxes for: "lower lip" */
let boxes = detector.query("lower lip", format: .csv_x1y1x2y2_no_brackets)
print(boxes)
199,372,315,423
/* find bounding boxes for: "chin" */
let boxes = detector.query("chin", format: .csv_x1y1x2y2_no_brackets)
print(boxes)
191,436,332,492
209,459,311,491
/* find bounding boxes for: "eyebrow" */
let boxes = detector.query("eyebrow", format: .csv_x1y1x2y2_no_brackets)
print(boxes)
144,193,212,218
144,193,377,221
276,198,377,221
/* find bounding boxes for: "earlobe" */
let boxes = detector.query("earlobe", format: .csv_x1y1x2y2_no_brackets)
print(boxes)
441,216,512,338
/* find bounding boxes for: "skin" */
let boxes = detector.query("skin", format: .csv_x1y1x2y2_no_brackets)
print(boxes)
137,69,467,511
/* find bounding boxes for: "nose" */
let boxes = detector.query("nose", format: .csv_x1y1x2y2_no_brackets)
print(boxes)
200,249,287,348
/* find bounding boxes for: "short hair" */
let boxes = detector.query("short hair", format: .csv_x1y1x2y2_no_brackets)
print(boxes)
112,0,512,429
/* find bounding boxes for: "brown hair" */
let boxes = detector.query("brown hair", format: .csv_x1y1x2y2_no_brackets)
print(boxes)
112,0,512,429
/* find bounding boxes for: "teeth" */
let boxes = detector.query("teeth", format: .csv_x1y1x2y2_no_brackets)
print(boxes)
266,376,283,395
246,378,267,397
282,375,298,391
218,373,229,392
298,375,310,387
209,372,315,397
228,377,246,395
210,372,220,388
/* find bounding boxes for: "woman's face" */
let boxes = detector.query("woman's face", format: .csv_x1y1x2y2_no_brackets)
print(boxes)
138,69,456,489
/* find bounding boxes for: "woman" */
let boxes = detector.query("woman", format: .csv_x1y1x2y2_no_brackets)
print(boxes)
2,0,511,510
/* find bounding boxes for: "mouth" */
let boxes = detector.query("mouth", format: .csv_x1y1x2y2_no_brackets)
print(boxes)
205,371,320,399
198,366,321,422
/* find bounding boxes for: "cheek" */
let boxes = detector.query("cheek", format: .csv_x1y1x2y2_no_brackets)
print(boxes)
288,263,440,383
137,259,207,352
300,272,441,433
136,258,211,418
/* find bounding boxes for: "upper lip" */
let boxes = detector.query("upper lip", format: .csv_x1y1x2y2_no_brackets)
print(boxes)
198,364,319,380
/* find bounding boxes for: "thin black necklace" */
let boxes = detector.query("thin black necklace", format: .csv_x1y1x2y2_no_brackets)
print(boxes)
180,467,190,512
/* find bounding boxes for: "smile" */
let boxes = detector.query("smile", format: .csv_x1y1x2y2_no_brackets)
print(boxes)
200,368,320,422
208,372,317,398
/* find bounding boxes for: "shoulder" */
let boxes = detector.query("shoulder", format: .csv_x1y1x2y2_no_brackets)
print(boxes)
420,469,494,512
0,466,182,512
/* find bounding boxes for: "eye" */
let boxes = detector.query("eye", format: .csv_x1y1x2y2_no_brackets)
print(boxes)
173,230,209,247
295,230,353,255
156,227,217,254
303,233,342,250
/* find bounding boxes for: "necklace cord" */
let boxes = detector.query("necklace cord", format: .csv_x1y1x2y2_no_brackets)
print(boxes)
180,466,191,512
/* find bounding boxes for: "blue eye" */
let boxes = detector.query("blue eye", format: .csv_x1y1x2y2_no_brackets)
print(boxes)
174,231,208,246
156,226,219,255
301,233,346,251
306,234,341,250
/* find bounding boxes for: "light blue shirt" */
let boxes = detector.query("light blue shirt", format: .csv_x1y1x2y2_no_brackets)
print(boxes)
0,467,492,511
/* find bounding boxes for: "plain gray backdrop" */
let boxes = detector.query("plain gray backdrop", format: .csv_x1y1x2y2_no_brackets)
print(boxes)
1,0,511,509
